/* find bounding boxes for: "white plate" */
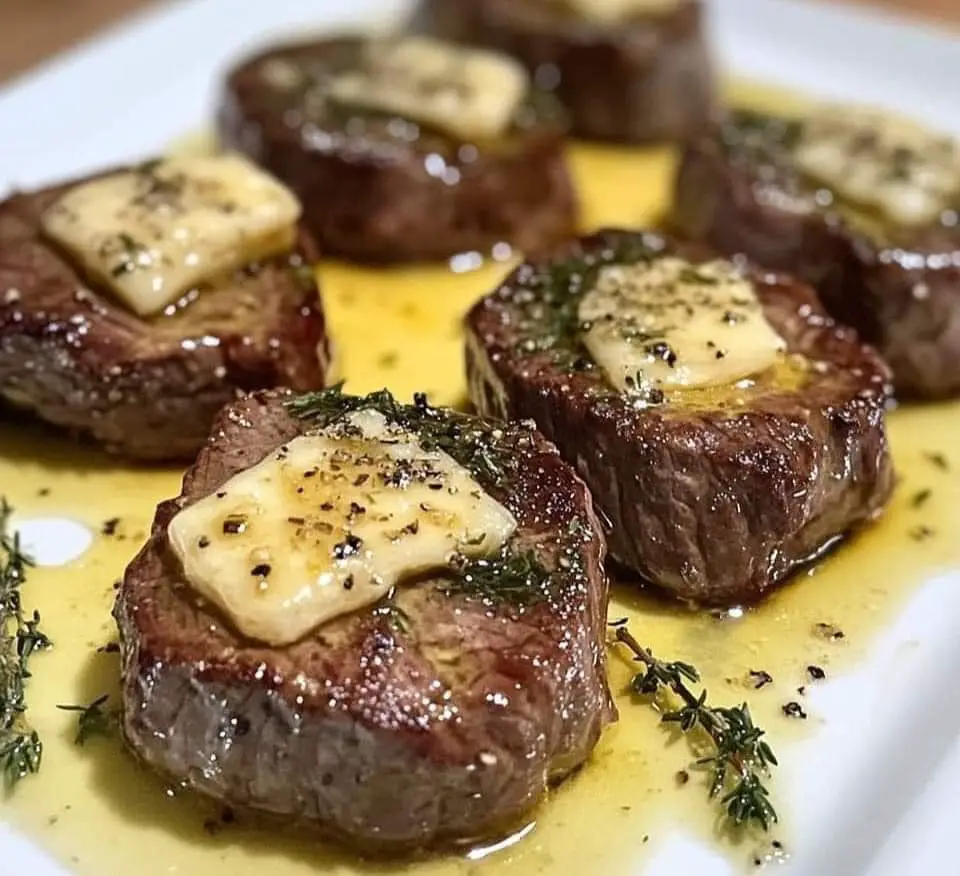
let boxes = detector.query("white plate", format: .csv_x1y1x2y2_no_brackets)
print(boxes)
1,1,959,873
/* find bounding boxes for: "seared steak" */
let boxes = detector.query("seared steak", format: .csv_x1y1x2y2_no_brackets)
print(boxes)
465,228,895,606
415,0,716,144
673,109,960,399
0,171,329,460
218,36,578,264
115,388,613,850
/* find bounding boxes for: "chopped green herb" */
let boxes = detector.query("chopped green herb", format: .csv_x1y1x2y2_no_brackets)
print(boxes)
287,385,521,487
443,549,552,606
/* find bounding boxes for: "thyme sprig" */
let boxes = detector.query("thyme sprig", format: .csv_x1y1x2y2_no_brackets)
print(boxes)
57,694,115,745
612,621,778,831
0,499,50,790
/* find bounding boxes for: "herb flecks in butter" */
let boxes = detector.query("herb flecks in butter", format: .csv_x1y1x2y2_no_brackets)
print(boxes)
41,153,301,316
794,104,960,227
578,257,786,395
327,36,528,142
168,405,517,645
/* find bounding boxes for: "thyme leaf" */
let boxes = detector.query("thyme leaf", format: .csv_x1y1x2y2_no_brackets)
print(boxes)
0,499,49,791
612,621,779,832
57,694,116,745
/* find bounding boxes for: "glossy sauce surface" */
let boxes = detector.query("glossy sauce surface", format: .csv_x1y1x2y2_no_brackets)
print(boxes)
3,83,960,875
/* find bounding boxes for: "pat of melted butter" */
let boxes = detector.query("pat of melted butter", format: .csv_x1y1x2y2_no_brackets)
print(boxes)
42,153,300,316
579,257,787,394
328,37,528,142
560,0,681,24
794,103,960,227
168,409,515,645
4,81,960,876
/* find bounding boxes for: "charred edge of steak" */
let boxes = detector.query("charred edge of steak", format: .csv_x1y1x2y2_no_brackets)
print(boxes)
217,37,579,264
115,388,613,851
465,227,895,606
414,0,717,144
0,172,329,460
672,108,960,399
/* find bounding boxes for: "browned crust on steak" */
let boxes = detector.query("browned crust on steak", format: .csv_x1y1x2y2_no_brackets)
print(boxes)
672,110,960,399
465,228,895,605
415,0,716,144
217,37,579,264
115,391,613,850
0,173,329,460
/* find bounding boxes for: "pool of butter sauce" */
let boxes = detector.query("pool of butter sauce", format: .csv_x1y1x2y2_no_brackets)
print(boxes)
3,82,960,875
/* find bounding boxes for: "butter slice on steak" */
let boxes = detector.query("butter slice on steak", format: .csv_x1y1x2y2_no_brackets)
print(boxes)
466,228,894,605
673,106,960,399
0,157,328,459
115,388,613,850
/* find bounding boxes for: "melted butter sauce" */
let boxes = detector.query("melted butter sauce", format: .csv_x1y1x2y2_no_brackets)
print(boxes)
3,82,960,875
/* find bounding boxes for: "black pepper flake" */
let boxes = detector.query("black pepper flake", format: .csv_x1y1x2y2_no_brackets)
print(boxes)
910,525,935,542
715,349,726,360
287,516,306,525
319,502,334,512
343,575,355,591
216,491,227,499
296,486,305,494
428,482,444,491
222,515,247,535
911,489,932,508
722,310,744,325
37,487,50,497
197,536,210,549
814,622,845,641
924,451,949,471
647,341,677,367
401,521,420,536
101,517,121,536
349,501,366,516
112,579,121,591
333,534,363,560
797,686,806,696
782,701,807,719
748,669,773,689
419,502,432,512
96,641,120,654
303,468,318,478
354,474,370,487
675,769,690,786
807,664,826,680
250,563,271,578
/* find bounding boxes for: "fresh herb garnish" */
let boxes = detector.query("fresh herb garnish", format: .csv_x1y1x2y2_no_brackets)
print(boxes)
513,235,657,370
0,499,49,791
288,388,570,607
612,621,778,831
443,550,551,606
56,694,115,745
287,385,520,487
